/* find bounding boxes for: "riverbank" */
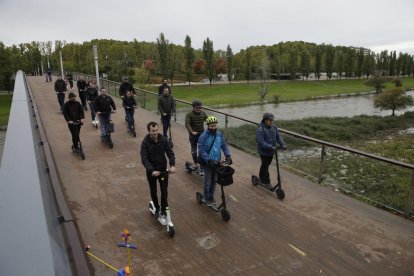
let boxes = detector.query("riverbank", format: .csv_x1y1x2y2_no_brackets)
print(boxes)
146,77,414,107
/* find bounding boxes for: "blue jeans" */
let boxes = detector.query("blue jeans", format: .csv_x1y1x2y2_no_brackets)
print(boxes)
125,108,135,130
189,133,200,163
161,114,171,137
88,101,96,121
98,113,111,136
202,164,218,201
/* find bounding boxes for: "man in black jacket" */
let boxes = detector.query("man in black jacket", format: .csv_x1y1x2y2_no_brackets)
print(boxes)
94,88,116,139
62,92,85,152
77,76,88,111
54,74,67,111
141,121,176,221
158,79,171,96
119,77,136,98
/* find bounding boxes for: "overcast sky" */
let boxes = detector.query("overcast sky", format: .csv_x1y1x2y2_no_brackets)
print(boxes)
1,0,413,54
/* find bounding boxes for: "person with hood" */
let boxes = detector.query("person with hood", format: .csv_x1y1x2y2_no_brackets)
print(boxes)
185,100,207,169
62,92,85,152
198,116,232,206
158,87,176,138
256,113,286,188
140,121,176,223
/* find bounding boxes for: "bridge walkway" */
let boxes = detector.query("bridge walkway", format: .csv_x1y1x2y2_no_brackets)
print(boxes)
27,76,414,275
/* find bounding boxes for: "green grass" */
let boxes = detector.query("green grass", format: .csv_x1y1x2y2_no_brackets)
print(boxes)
144,77,414,107
0,94,13,128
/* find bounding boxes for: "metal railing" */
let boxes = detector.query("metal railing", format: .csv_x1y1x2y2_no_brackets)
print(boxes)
74,72,414,218
0,71,92,275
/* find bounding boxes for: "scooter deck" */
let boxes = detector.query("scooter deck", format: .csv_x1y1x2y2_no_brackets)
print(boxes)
251,175,276,191
185,161,204,176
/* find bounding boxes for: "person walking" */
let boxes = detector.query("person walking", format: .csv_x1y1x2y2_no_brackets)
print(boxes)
140,121,176,222
54,74,67,111
256,113,286,188
77,76,88,111
158,79,171,96
94,88,116,140
65,71,74,90
86,81,99,127
62,92,85,152
185,100,207,169
198,116,232,206
158,87,175,138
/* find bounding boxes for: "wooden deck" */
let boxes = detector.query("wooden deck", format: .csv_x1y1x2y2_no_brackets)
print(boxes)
28,76,414,275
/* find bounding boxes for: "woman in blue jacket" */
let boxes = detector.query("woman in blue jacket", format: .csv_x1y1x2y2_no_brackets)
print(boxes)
198,116,232,206
257,113,286,187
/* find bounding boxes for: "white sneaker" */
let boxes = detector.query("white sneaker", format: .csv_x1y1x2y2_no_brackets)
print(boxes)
158,213,167,225
92,120,95,126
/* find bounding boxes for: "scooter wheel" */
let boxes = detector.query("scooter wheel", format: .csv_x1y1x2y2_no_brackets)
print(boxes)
185,162,192,173
251,175,258,186
275,188,285,200
133,131,136,137
80,152,85,160
221,209,231,222
109,143,113,149
168,226,175,238
196,192,203,204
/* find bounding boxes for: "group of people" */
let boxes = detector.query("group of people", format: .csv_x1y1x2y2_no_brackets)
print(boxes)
56,75,286,223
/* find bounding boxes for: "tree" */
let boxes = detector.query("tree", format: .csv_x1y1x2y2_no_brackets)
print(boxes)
288,46,298,80
245,48,252,83
133,65,150,88
325,45,335,80
156,33,169,79
364,72,387,93
356,48,364,79
373,88,414,116
184,35,194,85
202,37,215,85
300,48,311,80
314,46,322,80
258,48,270,104
335,49,344,79
226,45,234,82
344,48,354,79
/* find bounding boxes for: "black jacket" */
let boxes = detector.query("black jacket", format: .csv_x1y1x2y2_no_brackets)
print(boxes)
54,79,67,93
123,96,137,109
62,100,85,122
77,80,87,91
119,82,136,97
94,95,116,113
86,87,98,102
158,84,171,96
140,134,175,173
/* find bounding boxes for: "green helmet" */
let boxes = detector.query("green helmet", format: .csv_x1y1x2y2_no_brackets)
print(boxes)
205,116,218,125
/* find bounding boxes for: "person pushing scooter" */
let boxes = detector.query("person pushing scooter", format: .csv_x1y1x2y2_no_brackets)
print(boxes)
256,113,286,188
198,116,232,206
141,122,176,224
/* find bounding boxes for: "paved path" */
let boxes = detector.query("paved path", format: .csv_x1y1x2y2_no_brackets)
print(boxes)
28,76,414,275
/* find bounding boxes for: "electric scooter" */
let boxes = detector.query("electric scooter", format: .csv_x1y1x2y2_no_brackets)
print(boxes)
148,171,175,237
71,121,85,160
185,161,204,176
196,161,234,222
251,147,285,200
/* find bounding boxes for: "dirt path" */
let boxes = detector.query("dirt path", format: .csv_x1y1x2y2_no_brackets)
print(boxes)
28,76,414,275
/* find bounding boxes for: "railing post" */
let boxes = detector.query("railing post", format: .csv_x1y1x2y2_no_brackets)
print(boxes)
406,170,414,217
318,145,326,184
225,114,229,141
143,90,146,109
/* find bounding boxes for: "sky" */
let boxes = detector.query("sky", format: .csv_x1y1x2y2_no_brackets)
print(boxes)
1,0,414,54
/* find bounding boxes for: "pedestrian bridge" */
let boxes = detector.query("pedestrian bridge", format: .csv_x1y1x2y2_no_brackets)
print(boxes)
1,72,414,275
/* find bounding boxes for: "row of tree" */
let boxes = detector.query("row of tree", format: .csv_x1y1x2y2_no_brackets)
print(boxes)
1,35,414,90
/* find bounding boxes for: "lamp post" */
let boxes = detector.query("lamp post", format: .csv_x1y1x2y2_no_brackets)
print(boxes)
93,44,100,89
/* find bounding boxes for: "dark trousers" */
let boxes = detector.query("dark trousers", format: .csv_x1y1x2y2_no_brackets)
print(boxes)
189,133,200,163
68,123,81,148
125,108,135,130
88,101,96,121
161,114,171,137
57,92,65,110
259,155,274,184
68,80,73,89
79,90,87,107
146,171,169,213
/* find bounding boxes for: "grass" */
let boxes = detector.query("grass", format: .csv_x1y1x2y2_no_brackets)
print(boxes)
0,94,13,129
143,77,414,107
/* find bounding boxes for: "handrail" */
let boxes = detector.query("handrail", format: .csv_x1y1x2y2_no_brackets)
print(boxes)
74,72,414,217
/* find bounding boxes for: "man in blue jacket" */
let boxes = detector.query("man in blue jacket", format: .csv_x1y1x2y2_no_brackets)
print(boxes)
256,113,286,187
198,116,232,206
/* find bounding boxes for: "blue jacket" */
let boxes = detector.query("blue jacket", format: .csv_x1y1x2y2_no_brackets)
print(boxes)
256,122,286,157
198,129,230,163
